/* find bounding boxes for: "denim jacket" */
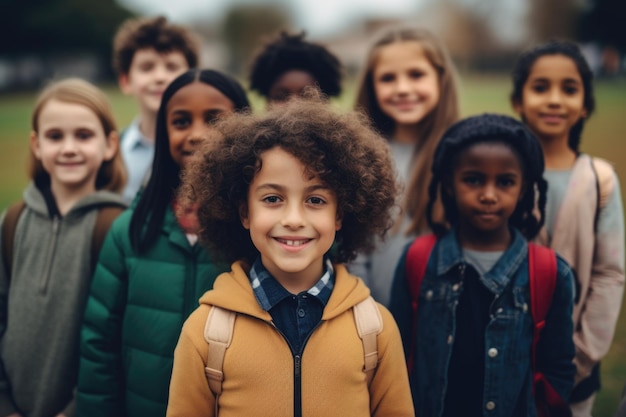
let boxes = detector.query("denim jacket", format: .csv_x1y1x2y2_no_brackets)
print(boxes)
389,228,576,417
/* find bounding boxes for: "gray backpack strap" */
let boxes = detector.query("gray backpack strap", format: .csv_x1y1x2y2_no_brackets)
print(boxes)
204,306,236,412
353,296,383,385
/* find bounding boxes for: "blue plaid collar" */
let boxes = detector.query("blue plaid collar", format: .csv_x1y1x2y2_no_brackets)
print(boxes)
249,257,335,311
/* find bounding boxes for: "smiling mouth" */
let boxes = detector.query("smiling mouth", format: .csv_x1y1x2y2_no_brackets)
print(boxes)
275,238,312,247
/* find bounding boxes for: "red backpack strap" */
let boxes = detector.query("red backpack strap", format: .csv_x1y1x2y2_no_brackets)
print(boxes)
528,243,571,417
405,233,437,373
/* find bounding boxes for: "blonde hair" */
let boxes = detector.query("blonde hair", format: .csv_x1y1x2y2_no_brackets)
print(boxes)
354,26,460,235
30,78,127,193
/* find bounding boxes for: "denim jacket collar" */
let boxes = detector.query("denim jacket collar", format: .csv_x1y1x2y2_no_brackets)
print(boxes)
436,228,528,295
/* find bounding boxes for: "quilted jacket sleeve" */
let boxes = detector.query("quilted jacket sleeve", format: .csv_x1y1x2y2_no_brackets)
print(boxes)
75,214,130,417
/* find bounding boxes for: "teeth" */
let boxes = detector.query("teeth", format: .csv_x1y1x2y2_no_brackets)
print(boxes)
278,239,308,246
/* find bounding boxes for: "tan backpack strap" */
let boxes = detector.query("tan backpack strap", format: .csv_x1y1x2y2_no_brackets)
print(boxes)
591,157,615,209
353,296,383,385
204,306,236,405
91,205,124,272
2,200,26,278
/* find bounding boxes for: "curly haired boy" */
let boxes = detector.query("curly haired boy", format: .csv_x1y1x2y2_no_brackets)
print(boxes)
167,97,414,417
113,16,201,203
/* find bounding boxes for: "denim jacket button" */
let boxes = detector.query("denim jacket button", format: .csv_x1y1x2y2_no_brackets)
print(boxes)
488,347,498,358
452,283,460,291
425,290,433,300
485,401,496,411
523,303,528,312
447,335,453,344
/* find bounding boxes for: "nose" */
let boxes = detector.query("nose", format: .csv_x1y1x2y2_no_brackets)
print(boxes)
281,201,305,229
547,87,563,106
187,121,209,145
394,74,411,94
480,184,497,204
61,137,78,154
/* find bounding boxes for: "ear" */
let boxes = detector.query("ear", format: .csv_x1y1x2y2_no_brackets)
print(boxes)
580,107,588,119
511,98,523,116
239,203,250,230
104,131,119,161
118,74,132,95
335,211,343,232
30,131,41,159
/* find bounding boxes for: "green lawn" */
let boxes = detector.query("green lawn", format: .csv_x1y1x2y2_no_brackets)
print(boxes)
1,74,625,416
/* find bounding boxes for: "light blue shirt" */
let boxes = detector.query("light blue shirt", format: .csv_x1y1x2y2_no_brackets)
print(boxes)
120,118,154,204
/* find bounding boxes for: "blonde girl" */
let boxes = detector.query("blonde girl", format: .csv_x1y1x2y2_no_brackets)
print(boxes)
351,26,460,306
0,78,127,417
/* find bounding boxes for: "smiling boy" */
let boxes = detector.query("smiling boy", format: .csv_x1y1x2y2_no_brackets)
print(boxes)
112,16,200,203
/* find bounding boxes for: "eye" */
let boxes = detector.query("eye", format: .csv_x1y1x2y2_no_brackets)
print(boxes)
462,175,483,186
166,62,182,72
408,69,424,79
377,72,395,83
171,116,190,129
262,195,282,204
531,83,548,93
307,196,326,205
75,129,94,140
138,61,155,72
44,130,63,141
563,85,579,95
497,177,516,187
205,111,223,126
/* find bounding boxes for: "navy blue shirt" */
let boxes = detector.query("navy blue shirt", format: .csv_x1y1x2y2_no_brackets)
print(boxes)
249,257,334,354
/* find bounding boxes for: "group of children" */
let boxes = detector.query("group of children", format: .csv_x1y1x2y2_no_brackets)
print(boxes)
0,13,623,417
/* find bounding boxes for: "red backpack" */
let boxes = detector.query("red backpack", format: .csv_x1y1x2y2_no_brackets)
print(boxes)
405,233,571,417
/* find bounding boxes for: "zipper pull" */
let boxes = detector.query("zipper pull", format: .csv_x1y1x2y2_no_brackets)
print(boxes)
295,355,301,378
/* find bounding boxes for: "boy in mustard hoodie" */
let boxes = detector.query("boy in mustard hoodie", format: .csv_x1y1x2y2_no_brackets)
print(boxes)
167,96,414,417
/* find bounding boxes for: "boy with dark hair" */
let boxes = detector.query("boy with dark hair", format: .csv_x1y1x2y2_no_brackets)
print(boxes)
167,96,413,417
113,15,200,203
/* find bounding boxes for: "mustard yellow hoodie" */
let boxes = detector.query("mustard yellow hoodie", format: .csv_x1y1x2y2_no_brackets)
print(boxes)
167,261,414,417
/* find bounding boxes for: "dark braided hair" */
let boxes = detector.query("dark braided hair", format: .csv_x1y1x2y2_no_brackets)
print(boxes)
426,113,548,240
248,31,342,98
510,40,595,152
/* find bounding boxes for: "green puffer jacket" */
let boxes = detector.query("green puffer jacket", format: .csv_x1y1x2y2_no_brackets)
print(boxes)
75,205,228,417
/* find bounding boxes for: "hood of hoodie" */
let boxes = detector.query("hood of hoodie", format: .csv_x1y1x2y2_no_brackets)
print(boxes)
200,261,372,322
23,181,127,219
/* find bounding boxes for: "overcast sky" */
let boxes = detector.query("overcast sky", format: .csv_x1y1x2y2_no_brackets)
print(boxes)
117,0,421,37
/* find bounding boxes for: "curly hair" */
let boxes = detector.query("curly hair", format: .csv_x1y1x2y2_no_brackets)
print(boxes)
510,39,595,153
179,96,399,265
248,31,342,98
112,16,201,75
427,113,547,241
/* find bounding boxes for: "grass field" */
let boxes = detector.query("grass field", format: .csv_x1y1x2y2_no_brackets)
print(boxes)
1,74,625,415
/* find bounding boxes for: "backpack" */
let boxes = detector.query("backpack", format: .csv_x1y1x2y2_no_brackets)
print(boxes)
590,156,615,230
2,200,125,278
405,234,571,417
203,296,382,414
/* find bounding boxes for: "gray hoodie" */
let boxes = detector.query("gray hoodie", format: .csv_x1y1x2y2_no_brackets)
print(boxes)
0,182,126,417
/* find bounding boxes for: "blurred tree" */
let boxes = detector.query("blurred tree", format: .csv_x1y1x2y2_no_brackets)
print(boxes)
0,0,134,79
578,0,626,53
526,0,582,41
221,4,292,77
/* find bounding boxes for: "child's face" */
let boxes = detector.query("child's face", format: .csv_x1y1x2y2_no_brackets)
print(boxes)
267,69,317,107
372,41,440,129
119,48,188,116
451,142,524,247
241,147,342,290
166,81,235,168
513,54,587,144
30,99,117,195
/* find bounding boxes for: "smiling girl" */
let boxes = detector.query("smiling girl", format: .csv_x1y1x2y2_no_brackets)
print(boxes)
511,40,625,416
0,78,127,417
351,26,460,306
75,69,250,417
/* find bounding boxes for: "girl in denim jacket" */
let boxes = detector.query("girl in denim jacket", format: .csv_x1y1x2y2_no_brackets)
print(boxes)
390,113,576,417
